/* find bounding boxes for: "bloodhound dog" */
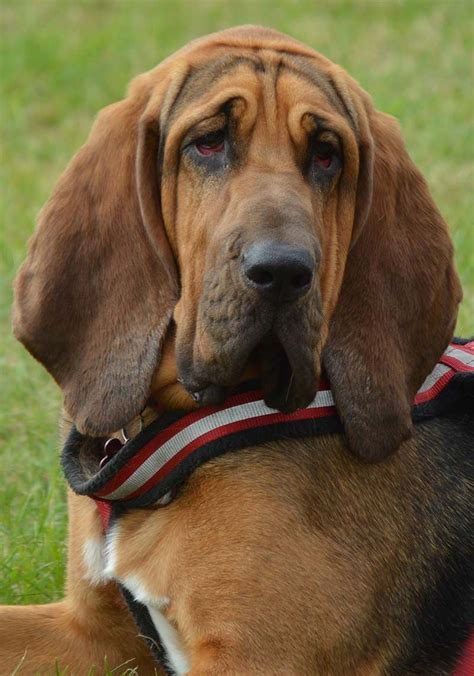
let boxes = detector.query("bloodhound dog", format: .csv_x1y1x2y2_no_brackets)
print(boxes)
1,26,472,676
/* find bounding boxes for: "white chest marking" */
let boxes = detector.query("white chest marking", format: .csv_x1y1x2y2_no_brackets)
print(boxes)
103,522,120,578
120,574,191,674
147,604,191,675
82,536,106,584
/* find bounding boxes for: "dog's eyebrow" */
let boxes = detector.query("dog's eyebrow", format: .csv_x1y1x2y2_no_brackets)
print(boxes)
166,55,265,125
278,55,359,134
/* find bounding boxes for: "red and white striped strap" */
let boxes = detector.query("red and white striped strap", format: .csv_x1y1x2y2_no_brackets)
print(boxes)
415,342,474,404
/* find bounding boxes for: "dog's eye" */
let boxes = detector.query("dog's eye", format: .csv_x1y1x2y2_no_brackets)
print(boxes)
312,141,335,170
194,130,225,156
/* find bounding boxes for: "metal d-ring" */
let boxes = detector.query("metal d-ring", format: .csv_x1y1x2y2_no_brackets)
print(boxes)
120,412,144,444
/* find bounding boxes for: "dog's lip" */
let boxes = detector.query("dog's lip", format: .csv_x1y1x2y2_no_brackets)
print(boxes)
179,333,317,413
189,383,228,406
177,371,228,405
258,334,316,412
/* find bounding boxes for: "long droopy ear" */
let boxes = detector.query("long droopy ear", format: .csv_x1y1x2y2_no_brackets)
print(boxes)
13,76,179,436
324,106,462,462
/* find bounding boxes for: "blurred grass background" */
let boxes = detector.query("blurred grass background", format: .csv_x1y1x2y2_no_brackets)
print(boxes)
1,0,472,605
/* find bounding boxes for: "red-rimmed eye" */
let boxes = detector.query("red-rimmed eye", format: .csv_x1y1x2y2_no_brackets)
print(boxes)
312,142,335,170
195,132,225,156
314,153,333,169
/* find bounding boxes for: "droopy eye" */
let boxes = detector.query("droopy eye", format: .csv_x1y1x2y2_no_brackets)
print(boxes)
194,130,225,156
312,141,336,170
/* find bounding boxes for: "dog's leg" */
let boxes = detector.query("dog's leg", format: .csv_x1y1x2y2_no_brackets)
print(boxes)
0,492,157,674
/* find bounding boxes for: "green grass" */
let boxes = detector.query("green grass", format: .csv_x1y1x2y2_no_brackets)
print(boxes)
1,0,472,607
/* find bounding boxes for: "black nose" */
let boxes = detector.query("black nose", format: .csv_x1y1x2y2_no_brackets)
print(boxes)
242,242,315,301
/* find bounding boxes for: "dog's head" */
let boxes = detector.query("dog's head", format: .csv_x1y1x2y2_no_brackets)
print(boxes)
13,26,461,461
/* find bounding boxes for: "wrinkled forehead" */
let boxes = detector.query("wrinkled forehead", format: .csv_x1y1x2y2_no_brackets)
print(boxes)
160,46,358,136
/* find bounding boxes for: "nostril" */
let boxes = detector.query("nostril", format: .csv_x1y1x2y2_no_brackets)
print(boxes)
291,269,312,289
246,265,274,287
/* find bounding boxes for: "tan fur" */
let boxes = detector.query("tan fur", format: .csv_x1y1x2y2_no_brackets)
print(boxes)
2,26,464,674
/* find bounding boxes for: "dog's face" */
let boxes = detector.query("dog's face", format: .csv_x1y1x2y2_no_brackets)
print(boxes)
13,26,461,460
167,53,356,410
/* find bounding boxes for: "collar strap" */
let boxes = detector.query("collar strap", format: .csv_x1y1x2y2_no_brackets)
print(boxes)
62,340,473,511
